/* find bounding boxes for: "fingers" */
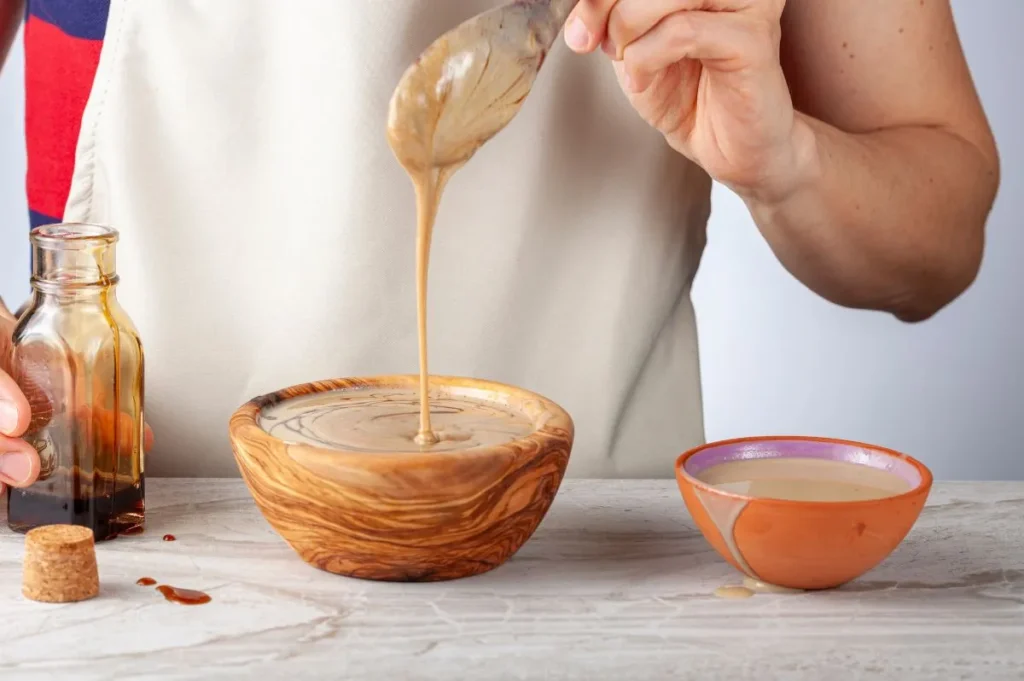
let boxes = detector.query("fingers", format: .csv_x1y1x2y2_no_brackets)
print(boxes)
0,368,32,438
0,436,40,489
621,11,770,92
564,0,619,53
566,0,758,55
604,0,706,59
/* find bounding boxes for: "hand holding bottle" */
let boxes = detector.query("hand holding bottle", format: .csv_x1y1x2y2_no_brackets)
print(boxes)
1,300,154,498
0,307,40,494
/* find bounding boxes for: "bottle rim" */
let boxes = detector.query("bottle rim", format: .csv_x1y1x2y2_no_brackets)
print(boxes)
30,222,119,247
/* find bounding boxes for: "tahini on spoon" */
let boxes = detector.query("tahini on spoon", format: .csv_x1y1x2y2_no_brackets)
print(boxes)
386,0,581,174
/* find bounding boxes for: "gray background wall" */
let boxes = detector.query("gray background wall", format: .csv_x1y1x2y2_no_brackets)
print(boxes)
0,2,1020,479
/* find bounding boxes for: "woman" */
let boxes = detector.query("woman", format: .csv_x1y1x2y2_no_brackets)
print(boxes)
0,0,999,490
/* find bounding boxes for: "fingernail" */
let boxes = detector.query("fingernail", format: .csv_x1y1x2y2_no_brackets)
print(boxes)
0,451,33,485
623,72,636,92
565,17,590,51
0,400,18,435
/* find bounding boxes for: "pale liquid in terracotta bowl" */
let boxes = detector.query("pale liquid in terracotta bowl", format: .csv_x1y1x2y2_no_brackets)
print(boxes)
258,385,542,453
699,458,911,502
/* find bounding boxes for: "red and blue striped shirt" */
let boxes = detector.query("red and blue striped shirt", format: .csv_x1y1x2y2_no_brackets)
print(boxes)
24,0,110,227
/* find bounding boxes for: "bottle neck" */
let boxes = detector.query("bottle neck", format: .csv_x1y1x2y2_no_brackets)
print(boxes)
30,223,119,294
31,284,117,306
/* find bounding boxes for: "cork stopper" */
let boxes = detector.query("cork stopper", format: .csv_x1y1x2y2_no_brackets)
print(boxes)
22,525,100,603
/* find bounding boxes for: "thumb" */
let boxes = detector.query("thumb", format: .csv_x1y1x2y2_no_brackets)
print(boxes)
0,437,40,491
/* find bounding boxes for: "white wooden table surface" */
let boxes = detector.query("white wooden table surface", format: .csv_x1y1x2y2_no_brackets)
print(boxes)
0,479,1021,680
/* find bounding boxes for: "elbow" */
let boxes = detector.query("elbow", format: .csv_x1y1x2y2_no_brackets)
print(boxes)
891,249,982,323
893,141,999,324
891,221,989,325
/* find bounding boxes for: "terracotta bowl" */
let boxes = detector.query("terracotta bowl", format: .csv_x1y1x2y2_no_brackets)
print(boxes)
228,375,573,582
675,436,932,590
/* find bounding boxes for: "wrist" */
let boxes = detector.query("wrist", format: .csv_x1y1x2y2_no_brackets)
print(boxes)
732,113,822,211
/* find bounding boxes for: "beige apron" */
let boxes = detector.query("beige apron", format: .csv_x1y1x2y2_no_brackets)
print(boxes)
63,0,712,478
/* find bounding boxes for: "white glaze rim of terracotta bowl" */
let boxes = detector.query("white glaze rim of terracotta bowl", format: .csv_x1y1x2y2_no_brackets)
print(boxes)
675,435,933,507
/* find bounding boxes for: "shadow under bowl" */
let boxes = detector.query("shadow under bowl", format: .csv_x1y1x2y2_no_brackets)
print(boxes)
675,435,933,590
228,375,573,582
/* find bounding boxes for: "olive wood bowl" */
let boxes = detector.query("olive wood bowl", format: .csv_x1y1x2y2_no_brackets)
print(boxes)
228,375,573,582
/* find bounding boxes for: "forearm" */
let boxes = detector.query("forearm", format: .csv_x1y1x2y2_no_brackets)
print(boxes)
744,114,999,322
0,0,22,70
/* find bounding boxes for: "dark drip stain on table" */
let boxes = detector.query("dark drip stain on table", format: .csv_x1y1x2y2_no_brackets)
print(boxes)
156,585,211,605
162,534,176,542
136,577,157,586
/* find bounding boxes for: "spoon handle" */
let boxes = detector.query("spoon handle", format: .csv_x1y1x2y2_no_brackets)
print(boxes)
516,0,580,50
518,0,580,30
546,0,582,26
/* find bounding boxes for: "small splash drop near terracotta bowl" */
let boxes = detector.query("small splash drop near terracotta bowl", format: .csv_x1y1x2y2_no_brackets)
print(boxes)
675,436,933,591
228,375,573,582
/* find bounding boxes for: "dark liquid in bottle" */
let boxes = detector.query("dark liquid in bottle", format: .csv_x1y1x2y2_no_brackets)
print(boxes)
7,471,145,541
157,585,211,605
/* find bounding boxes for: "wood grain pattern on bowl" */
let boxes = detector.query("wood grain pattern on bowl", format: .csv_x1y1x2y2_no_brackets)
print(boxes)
228,375,573,582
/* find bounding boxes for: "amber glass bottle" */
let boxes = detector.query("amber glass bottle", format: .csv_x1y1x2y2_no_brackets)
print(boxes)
6,223,145,540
